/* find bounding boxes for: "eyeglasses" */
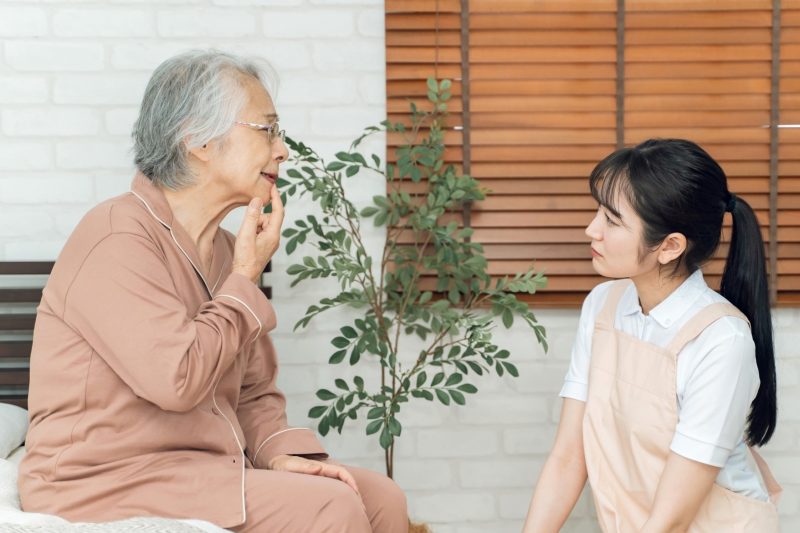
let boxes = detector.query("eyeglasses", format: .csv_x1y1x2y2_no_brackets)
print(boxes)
236,120,286,144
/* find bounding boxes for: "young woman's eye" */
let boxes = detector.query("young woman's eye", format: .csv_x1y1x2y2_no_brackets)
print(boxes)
604,213,619,226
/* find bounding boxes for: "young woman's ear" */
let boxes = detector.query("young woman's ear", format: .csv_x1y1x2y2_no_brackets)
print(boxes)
657,232,687,265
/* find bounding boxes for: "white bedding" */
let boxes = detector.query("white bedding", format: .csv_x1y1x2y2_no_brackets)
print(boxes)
0,447,229,533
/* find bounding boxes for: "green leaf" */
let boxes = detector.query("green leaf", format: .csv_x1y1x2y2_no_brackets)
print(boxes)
308,405,327,419
318,417,330,436
426,77,438,93
331,336,350,348
502,309,514,328
360,206,379,217
341,326,358,339
354,376,364,390
328,349,347,364
435,388,451,405
431,372,445,387
366,419,382,435
349,346,362,365
504,362,520,377
316,389,336,401
457,383,478,394
326,161,346,171
346,165,359,177
416,371,427,387
335,378,349,391
379,426,393,450
388,417,402,437
448,288,459,304
445,373,462,386
367,407,383,419
286,264,305,275
449,390,466,405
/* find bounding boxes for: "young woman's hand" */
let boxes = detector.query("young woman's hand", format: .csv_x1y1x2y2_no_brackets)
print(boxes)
232,186,285,284
267,454,361,497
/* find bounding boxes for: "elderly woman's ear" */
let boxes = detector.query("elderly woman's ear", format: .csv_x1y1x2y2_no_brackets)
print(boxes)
188,142,212,163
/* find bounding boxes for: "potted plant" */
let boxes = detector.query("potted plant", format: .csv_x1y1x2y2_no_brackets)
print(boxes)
279,78,548,489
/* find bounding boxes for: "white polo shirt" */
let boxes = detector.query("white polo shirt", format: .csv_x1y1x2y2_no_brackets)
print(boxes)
560,270,769,501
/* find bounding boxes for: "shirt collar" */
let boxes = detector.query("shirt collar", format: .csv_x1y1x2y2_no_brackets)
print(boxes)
130,171,175,228
129,172,229,295
619,270,707,328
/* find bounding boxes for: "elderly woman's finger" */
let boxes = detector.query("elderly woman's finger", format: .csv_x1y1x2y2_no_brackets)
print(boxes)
256,213,270,234
264,186,284,235
237,198,262,241
319,463,360,495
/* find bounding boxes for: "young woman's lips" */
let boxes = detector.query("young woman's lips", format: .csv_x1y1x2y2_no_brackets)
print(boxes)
260,172,277,184
591,247,602,258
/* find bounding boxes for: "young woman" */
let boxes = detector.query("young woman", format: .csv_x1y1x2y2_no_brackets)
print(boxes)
523,139,780,532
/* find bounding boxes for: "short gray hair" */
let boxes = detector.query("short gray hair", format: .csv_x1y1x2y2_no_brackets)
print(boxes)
132,50,276,189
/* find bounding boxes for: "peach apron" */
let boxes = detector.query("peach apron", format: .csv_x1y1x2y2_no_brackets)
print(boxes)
583,280,781,532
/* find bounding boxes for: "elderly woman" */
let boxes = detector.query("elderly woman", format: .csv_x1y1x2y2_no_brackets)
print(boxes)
19,50,407,533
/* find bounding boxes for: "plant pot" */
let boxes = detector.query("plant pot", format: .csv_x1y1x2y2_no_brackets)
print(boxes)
409,520,432,533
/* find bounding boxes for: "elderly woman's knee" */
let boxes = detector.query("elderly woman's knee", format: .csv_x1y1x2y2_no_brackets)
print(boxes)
375,475,407,516
317,481,371,532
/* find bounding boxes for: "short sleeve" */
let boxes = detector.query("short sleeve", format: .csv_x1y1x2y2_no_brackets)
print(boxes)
670,323,760,467
559,284,608,402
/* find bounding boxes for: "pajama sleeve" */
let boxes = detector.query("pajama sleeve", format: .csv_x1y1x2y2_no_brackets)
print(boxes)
65,232,274,413
238,333,327,469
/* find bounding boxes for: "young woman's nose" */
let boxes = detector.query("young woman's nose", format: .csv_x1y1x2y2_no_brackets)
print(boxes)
585,210,603,241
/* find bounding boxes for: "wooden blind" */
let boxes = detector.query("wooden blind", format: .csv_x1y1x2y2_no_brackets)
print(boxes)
780,0,800,303
386,0,795,306
626,0,773,296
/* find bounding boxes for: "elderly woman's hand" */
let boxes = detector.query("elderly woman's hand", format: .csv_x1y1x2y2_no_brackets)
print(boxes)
232,185,285,284
267,454,362,497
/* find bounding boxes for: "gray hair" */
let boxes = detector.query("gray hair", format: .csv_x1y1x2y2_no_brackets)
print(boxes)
132,50,276,189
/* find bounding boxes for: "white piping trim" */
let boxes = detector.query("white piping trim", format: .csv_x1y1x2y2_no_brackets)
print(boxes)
216,294,262,340
252,427,313,465
133,191,246,522
211,381,247,524
131,190,214,297
211,260,228,293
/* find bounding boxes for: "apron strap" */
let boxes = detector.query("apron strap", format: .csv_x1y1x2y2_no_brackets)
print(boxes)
596,280,633,329
666,302,750,355
750,446,783,505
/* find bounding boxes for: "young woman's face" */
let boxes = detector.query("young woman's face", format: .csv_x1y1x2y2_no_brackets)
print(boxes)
585,192,660,279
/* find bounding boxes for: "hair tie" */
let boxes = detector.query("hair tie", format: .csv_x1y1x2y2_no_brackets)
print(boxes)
726,193,737,213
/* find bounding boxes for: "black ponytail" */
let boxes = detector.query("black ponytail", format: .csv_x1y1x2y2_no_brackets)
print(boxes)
590,138,777,446
720,196,777,446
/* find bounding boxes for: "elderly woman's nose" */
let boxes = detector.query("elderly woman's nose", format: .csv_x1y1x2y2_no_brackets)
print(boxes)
274,138,288,162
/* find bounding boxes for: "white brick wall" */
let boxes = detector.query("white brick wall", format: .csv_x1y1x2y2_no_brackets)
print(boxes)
0,1,798,532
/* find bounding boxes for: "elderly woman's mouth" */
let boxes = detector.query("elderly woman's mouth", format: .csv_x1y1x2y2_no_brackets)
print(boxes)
260,172,277,184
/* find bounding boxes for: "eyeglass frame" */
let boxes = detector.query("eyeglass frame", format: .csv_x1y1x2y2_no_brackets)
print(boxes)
235,120,286,143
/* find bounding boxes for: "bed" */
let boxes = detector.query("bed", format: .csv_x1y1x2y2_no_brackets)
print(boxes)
0,404,230,532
